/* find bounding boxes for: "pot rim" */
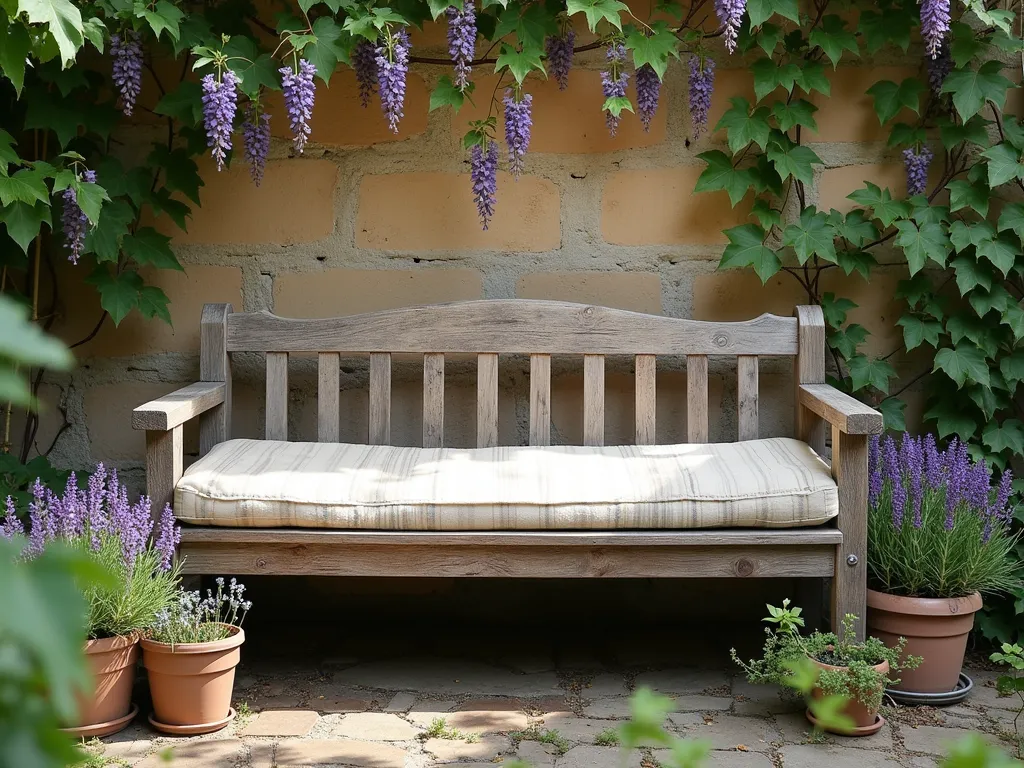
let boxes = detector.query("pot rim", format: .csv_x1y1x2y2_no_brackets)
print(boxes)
141,624,245,655
809,654,889,675
84,632,140,653
867,588,983,616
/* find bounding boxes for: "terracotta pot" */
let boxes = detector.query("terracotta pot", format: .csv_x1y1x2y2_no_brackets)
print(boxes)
63,633,139,738
141,625,244,733
867,589,983,694
810,656,889,734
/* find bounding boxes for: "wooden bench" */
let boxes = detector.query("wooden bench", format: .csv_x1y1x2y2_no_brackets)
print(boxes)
133,300,882,638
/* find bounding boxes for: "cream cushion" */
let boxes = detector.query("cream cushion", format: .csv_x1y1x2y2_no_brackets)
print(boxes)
174,437,838,530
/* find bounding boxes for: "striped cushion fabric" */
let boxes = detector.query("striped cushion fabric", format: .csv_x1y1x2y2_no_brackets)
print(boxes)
174,437,838,530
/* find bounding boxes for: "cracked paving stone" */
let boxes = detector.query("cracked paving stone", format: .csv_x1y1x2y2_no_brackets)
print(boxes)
422,734,508,761
900,726,1002,756
673,715,777,752
674,695,733,712
242,709,320,737
384,692,416,712
780,744,901,767
533,713,619,743
444,708,529,733
256,739,407,768
555,745,642,768
584,673,630,697
773,712,894,749
410,699,459,713
314,692,374,714
653,749,775,768
582,697,633,719
518,739,559,766
333,657,561,696
633,668,731,695
137,740,245,768
333,712,420,740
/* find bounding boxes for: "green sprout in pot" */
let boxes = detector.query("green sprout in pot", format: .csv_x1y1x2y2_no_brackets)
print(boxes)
149,577,252,646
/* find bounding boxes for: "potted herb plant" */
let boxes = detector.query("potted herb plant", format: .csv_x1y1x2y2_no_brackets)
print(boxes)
867,434,1020,694
0,465,181,737
141,577,251,734
732,600,919,736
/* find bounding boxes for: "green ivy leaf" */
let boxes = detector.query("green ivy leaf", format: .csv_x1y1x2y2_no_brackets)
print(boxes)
838,210,878,247
625,22,678,79
808,15,858,68
947,313,999,356
0,200,50,253
949,22,985,67
934,343,990,388
924,398,978,440
947,179,990,216
836,250,876,279
878,398,907,431
950,253,994,295
746,0,799,27
430,75,470,112
894,219,949,274
941,61,1015,121
938,116,991,151
847,182,910,227
766,138,820,187
866,78,924,125
694,150,755,207
141,0,183,41
565,0,627,31
149,146,204,206
751,58,800,102
85,267,142,326
897,313,943,350
977,233,1020,276
0,12,31,96
897,273,933,307
998,203,1024,241
750,199,781,230
794,62,830,98
1000,350,1024,385
886,122,925,148
949,219,993,252
782,206,837,264
828,323,868,358
715,97,772,154
303,17,349,83
847,354,896,393
719,223,780,283
983,419,1024,455
602,95,634,118
821,292,857,328
121,227,182,271
83,198,134,262
771,99,818,132
16,0,83,66
1002,303,1024,343
148,187,191,231
153,82,204,126
0,169,49,207
858,7,913,54
136,284,173,325
981,143,1024,187
495,42,546,84
969,284,1013,318
73,179,109,226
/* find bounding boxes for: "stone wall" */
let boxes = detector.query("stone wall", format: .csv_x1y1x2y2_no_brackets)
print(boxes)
30,17,965,485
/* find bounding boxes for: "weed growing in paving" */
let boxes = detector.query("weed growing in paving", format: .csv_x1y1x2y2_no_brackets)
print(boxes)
594,727,620,746
511,727,571,755
422,717,480,742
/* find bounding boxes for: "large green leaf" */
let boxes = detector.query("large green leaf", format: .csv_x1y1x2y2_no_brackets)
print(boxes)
766,139,820,187
430,75,469,112
718,223,780,284
828,323,868,359
0,296,73,374
947,179,990,216
694,150,755,207
983,419,1024,455
137,284,172,324
847,182,910,227
746,0,799,26
924,398,978,439
897,313,943,350
0,200,50,253
714,98,771,154
84,198,134,262
16,0,84,66
866,78,924,124
624,22,678,79
121,227,182,271
950,253,994,295
894,219,949,275
949,219,993,252
937,116,990,150
0,13,31,96
977,233,1020,276
304,16,348,83
85,267,142,325
751,58,800,101
782,207,837,264
998,202,1024,241
808,15,858,68
565,0,627,31
847,354,896,393
981,143,1024,188
941,61,1015,121
1000,350,1024,385
0,169,49,207
933,344,990,388
495,43,546,84
141,0,184,41
878,397,907,431
771,99,818,133
821,293,857,328
858,6,913,53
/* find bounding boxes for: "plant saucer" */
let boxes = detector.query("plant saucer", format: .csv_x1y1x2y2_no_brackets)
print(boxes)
61,703,139,739
148,707,235,736
805,708,886,737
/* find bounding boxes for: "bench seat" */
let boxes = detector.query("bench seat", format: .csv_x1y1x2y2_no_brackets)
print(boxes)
175,437,838,530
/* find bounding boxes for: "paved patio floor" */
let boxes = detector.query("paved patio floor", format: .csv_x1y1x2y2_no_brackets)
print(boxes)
87,640,1017,768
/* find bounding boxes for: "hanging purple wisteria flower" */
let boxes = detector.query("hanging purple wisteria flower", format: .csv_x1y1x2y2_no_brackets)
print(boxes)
715,0,746,55
376,28,410,134
601,42,630,138
902,145,933,196
446,4,477,91
242,105,271,186
353,40,379,107
503,89,533,179
927,42,952,97
61,169,96,265
470,140,498,230
920,0,951,60
111,31,143,117
635,64,661,133
279,58,317,154
688,55,715,138
201,69,239,171
545,28,576,91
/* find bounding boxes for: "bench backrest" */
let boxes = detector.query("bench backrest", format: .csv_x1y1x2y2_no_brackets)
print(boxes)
198,300,825,451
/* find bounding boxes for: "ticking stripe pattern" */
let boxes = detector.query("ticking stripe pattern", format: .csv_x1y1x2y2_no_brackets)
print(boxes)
175,438,839,530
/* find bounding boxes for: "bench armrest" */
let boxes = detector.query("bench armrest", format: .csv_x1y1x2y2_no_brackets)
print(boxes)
798,384,882,435
132,382,226,431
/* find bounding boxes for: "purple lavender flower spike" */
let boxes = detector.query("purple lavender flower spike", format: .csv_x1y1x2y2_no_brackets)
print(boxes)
154,503,180,572
995,469,1014,522
920,0,951,60
635,64,661,133
280,59,317,154
601,43,630,138
891,472,908,530
376,28,410,134
446,5,476,91
1,497,23,539
902,146,932,197
927,43,952,97
964,459,991,512
688,55,715,138
715,0,747,55
503,89,533,179
923,433,942,489
111,31,144,117
353,40,379,107
900,434,924,528
242,106,271,186
61,169,95,265
470,140,498,230
545,29,575,91
201,69,239,171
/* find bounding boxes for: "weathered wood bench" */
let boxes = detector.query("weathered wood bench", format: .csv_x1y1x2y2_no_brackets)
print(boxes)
133,300,882,638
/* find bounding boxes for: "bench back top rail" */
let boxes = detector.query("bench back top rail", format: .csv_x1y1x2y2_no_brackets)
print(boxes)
199,300,823,450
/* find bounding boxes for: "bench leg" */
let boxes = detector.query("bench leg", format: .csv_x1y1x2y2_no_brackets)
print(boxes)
831,426,868,641
146,426,182,526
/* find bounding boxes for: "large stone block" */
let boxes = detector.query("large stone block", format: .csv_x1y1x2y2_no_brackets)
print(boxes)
516,271,662,312
807,67,919,144
817,164,906,213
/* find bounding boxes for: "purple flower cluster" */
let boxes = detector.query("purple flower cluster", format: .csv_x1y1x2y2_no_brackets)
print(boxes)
280,59,317,154
688,55,715,138
503,89,533,179
715,0,747,55
242,106,271,186
927,43,952,97
62,169,96,265
869,433,1015,541
601,43,630,138
201,70,239,171
376,28,411,134
353,40,379,107
446,5,477,90
635,64,661,133
111,31,143,117
470,140,498,230
920,0,951,60
1,463,180,571
902,146,933,196
545,29,576,91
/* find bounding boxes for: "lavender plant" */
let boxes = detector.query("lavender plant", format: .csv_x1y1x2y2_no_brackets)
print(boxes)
376,28,410,134
446,5,476,91
280,58,317,154
110,31,143,117
714,0,746,55
470,139,498,229
242,105,271,186
503,88,532,179
601,42,630,138
201,69,239,171
901,146,932,197
0,464,181,639
920,0,951,59
151,577,252,645
634,64,661,133
60,169,95,265
868,434,1020,599
353,40,379,107
545,28,575,91
687,55,714,138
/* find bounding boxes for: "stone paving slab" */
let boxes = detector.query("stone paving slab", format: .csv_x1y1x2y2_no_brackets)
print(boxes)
333,657,562,696
556,745,643,768
674,715,778,752
652,749,775,768
582,697,633,719
255,738,408,768
422,734,508,761
900,725,1002,757
518,739,560,766
780,744,902,767
772,711,895,750
534,713,621,744
333,712,420,740
136,739,245,768
584,673,630,697
444,708,530,733
633,668,731,695
674,695,734,712
313,693,375,714
242,709,320,737
383,691,416,712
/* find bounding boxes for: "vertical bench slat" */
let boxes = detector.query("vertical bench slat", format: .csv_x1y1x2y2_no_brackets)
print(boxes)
737,355,759,441
530,353,551,446
477,353,499,448
635,354,656,445
265,352,289,441
369,352,392,445
199,303,232,456
687,354,709,443
583,354,605,447
317,352,340,442
423,353,445,448
794,306,826,455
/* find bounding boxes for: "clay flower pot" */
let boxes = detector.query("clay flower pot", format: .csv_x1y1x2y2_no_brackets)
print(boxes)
808,656,889,736
867,588,982,694
62,633,140,738
141,625,244,735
